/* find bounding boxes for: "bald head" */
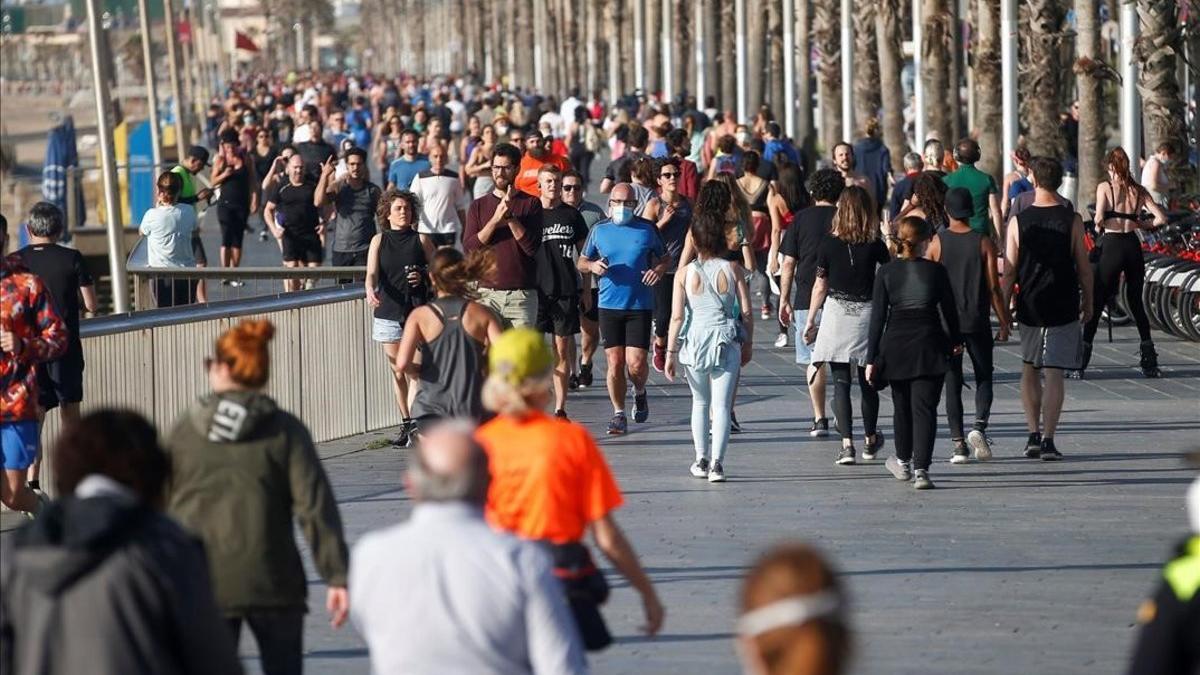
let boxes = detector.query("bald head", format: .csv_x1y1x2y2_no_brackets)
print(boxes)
610,182,634,202
408,420,490,505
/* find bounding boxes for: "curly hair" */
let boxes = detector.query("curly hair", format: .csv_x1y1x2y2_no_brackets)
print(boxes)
910,172,947,214
807,168,846,204
376,187,421,228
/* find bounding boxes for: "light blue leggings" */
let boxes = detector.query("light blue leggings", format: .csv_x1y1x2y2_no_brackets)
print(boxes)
683,346,742,463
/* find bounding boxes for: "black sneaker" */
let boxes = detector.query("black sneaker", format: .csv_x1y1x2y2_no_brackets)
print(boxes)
809,418,830,437
568,374,580,390
1023,432,1043,459
730,411,742,434
835,446,856,465
391,419,414,448
26,479,41,492
578,362,594,388
607,412,628,435
1140,340,1162,378
555,409,569,420
1040,437,1064,461
633,391,649,423
862,432,885,460
950,439,970,464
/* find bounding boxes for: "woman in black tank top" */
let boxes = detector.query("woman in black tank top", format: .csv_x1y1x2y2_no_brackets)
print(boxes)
212,131,259,270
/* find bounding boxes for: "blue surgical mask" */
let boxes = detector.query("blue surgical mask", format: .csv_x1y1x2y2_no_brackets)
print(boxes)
611,205,634,225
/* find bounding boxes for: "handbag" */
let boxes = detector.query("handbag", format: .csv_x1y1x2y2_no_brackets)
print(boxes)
550,542,613,651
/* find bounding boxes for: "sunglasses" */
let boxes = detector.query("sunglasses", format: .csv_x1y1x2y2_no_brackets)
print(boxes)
660,171,679,179
562,184,580,192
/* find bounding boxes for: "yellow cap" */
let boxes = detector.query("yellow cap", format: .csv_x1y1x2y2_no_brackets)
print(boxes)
489,328,553,385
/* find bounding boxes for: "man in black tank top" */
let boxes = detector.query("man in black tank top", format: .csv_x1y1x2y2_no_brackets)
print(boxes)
1001,158,1094,462
929,189,1012,464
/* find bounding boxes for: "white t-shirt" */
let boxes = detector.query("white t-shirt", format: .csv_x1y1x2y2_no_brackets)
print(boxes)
139,203,198,267
539,111,565,139
411,169,468,235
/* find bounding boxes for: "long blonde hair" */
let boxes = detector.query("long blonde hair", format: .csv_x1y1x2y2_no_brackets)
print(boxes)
830,186,878,245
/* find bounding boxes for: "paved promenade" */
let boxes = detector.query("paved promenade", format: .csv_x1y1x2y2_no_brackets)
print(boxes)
264,321,1197,675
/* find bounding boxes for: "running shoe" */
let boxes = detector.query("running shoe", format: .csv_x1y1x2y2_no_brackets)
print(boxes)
950,439,970,464
26,479,40,493
607,412,628,435
708,460,726,483
861,432,884,460
886,456,912,481
1140,340,1162,378
633,391,649,423
913,469,936,490
568,374,580,390
760,304,772,320
690,458,710,478
555,409,569,420
835,446,856,466
578,362,594,388
1023,432,1043,459
391,420,413,448
652,344,666,373
730,411,742,434
773,332,788,348
809,418,830,437
967,429,994,461
1040,437,1064,461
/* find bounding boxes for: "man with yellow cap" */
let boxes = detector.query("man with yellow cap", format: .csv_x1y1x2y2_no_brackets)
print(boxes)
475,328,665,651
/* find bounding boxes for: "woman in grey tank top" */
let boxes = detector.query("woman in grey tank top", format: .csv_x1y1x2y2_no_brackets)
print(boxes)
395,248,504,435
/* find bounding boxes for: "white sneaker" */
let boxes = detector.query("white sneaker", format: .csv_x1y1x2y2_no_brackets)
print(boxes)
967,429,994,461
773,332,788,348
708,460,726,482
690,458,710,478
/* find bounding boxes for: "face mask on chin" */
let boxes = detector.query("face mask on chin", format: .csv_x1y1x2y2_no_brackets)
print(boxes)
610,205,634,225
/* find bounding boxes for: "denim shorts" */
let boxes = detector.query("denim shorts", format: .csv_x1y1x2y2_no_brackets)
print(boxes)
793,309,822,365
372,317,404,343
1,421,39,471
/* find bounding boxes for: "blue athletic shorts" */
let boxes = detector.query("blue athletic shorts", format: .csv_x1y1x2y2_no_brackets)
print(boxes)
1,421,39,471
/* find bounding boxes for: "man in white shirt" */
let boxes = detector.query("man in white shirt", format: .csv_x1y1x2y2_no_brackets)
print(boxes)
139,171,198,306
349,421,587,675
410,143,467,248
560,88,583,129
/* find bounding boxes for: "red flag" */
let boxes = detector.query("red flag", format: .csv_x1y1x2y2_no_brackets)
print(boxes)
235,31,259,52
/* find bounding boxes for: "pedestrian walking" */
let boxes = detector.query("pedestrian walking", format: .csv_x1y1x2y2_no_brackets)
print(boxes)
516,129,572,198
925,188,1012,463
766,162,811,348
831,143,873,205
0,410,243,675
316,146,381,269
894,172,948,234
410,143,468,249
778,169,844,437
737,543,850,675
350,420,586,675
1,225,64,518
170,145,213,302
643,158,693,374
802,186,889,466
464,124,499,199
1078,147,1168,379
374,115,406,178
887,152,924,222
140,172,200,306
463,142,544,328
1139,142,1174,207
211,129,259,275
941,138,1003,241
476,328,665,649
1002,157,1094,461
561,169,606,389
367,188,435,447
164,319,350,675
577,183,672,435
852,118,892,212
866,216,962,490
395,248,503,433
663,194,754,483
387,129,431,191
264,154,325,291
1000,147,1034,222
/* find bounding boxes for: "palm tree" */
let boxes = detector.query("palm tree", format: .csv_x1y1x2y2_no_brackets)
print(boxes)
675,0,692,99
748,0,766,111
814,0,843,149
516,0,534,87
646,0,661,94
1135,0,1188,165
720,0,737,112
704,0,721,108
1022,0,1066,158
854,0,882,132
1074,0,1109,207
974,0,1002,177
877,0,907,171
768,0,786,114
922,0,952,145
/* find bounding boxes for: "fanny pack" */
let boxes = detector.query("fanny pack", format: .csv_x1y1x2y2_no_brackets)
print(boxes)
550,541,613,651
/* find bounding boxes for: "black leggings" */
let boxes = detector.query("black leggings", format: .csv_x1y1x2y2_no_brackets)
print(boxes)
891,375,944,471
828,362,878,441
1083,231,1151,344
944,330,994,439
652,273,675,340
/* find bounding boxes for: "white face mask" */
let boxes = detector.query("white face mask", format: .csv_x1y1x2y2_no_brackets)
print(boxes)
610,205,634,225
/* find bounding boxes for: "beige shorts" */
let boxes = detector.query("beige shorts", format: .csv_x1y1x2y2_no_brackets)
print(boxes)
477,288,539,329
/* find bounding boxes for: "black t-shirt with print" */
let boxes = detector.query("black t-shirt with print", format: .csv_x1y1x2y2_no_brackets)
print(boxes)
535,204,589,297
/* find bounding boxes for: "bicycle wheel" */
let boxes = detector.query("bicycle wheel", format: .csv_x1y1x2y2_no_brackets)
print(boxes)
1184,278,1200,342
1161,268,1190,340
1142,258,1171,332
1170,268,1200,342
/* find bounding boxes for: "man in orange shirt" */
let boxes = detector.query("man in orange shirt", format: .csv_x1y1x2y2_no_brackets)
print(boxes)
474,328,664,649
515,129,571,197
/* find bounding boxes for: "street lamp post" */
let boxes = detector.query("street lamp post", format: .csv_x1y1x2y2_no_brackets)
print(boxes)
136,0,162,169
735,0,746,120
913,0,926,149
162,0,187,160
840,0,854,139
1001,0,1017,174
782,0,796,140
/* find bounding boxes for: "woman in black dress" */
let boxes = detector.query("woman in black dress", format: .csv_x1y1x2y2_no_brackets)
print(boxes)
866,216,962,490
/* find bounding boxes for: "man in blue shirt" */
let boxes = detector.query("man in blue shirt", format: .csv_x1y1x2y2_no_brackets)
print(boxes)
577,183,671,435
762,122,802,167
387,129,431,191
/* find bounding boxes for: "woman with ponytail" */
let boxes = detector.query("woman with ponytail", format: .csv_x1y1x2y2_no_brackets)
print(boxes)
1078,146,1168,378
865,217,962,490
395,248,504,433
164,318,350,673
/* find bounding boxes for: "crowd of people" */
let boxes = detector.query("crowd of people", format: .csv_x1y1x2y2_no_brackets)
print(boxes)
1,68,1196,674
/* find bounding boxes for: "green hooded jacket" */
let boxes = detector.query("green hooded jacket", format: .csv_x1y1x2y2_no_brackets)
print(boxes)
164,390,348,615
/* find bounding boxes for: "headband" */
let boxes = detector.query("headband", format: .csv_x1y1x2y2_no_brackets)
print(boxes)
736,591,842,637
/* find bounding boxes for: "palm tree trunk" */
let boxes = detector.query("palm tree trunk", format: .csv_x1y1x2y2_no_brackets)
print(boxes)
748,0,767,110
814,0,843,149
877,0,907,170
854,0,882,130
676,0,691,98
1073,0,1106,206
704,0,721,108
646,0,662,94
720,0,737,112
797,0,816,165
516,0,534,87
623,0,637,93
923,0,952,144
768,0,786,113
1135,0,1188,162
948,0,964,141
1022,0,1066,157
974,0,1002,177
